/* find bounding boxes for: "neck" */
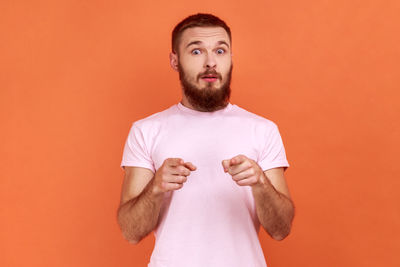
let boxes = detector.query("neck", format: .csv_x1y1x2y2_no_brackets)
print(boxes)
180,95,195,110
180,95,229,112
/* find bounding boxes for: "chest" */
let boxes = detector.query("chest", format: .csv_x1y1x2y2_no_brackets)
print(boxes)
150,117,260,171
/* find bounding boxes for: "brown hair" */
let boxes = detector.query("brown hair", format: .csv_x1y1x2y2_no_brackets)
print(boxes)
171,13,231,53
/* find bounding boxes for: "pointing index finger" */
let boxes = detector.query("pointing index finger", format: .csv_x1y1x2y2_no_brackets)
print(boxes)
183,162,197,171
166,158,184,167
230,155,247,165
222,159,230,172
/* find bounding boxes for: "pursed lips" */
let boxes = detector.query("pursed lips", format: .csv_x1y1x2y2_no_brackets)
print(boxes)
199,73,221,82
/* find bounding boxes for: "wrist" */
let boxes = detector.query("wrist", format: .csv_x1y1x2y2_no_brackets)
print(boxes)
252,173,269,191
147,179,164,199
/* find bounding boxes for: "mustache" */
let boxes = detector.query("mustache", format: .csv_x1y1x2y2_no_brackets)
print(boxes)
197,70,222,81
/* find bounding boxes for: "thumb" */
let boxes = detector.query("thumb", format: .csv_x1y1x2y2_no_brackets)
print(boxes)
222,159,230,172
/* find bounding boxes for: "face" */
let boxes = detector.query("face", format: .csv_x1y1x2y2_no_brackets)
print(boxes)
171,26,233,111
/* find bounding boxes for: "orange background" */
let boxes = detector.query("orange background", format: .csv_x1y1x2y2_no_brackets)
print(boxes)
1,0,399,266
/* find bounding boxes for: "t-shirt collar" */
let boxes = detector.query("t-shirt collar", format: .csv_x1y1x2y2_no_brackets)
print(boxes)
177,102,233,116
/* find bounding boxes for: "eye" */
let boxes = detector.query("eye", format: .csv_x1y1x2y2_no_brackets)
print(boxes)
191,49,201,55
216,48,225,54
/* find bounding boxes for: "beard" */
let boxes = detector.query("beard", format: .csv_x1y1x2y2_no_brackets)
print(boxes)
178,63,232,112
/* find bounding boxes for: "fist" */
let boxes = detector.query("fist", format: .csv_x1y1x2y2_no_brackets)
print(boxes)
153,158,197,195
222,155,263,186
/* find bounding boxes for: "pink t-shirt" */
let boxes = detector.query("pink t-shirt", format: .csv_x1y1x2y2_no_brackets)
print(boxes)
121,103,289,267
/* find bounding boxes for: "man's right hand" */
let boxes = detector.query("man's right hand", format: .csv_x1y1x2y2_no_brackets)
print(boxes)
118,159,195,244
152,158,197,195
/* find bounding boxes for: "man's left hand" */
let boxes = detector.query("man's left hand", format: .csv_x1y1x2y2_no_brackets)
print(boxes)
222,155,264,187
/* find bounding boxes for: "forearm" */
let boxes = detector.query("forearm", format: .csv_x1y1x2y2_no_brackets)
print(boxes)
117,180,163,244
252,174,294,241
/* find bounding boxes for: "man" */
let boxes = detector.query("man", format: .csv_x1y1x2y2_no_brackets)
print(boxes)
117,13,294,267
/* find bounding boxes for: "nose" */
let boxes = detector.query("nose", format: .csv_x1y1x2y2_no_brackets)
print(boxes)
204,52,216,69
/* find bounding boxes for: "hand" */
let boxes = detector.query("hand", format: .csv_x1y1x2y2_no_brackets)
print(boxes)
152,158,197,195
222,155,264,187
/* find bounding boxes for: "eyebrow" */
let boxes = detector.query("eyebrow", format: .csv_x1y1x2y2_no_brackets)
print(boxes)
186,40,230,48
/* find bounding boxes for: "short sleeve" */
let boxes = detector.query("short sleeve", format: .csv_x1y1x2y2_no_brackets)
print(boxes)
257,123,290,171
120,123,155,173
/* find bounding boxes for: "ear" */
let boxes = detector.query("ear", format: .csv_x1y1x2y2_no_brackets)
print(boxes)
169,52,179,72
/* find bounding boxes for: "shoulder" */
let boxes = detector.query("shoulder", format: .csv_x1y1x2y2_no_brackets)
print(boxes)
131,104,178,131
230,104,278,130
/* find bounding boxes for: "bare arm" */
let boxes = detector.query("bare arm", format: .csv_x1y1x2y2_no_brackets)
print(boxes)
252,167,294,240
222,155,294,241
117,166,162,244
117,159,196,244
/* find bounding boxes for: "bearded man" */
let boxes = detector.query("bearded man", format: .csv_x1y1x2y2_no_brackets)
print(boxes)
117,13,295,267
